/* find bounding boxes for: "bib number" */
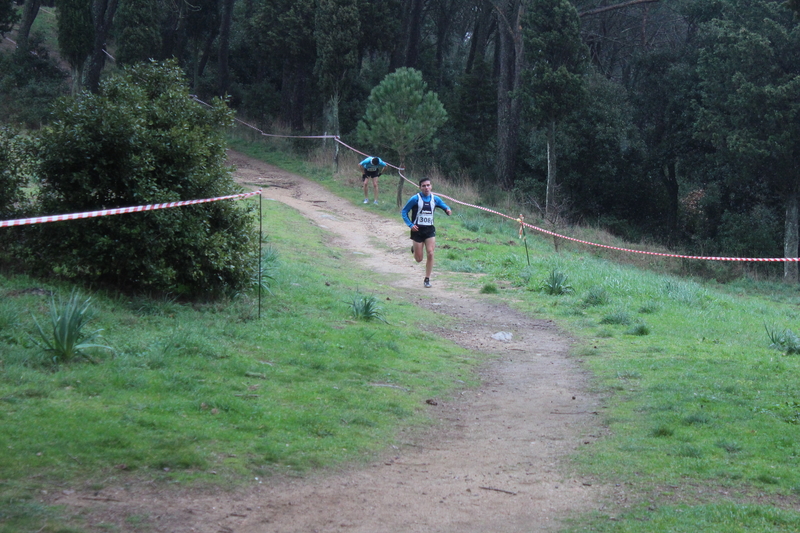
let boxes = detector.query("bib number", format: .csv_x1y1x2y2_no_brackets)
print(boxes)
417,212,433,226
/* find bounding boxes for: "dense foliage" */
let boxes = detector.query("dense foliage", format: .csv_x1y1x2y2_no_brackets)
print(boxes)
29,61,258,295
2,0,800,279
0,127,30,220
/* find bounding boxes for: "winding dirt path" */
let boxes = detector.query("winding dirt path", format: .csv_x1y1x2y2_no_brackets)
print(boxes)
54,151,608,532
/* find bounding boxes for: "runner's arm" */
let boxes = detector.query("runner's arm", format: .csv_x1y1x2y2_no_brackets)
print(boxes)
401,195,418,227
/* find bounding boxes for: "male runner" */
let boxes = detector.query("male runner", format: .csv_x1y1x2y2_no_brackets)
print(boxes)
401,177,452,288
359,156,387,204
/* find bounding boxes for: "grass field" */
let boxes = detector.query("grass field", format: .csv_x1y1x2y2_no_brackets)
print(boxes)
3,133,800,531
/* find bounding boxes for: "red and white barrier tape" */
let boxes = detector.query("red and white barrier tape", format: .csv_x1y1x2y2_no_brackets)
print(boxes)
0,190,260,228
334,138,405,172
433,190,800,263
199,97,794,264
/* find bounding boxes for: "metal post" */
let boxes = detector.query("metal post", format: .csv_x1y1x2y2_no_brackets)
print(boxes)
258,190,263,319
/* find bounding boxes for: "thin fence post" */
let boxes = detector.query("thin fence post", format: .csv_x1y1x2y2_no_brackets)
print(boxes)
258,190,263,319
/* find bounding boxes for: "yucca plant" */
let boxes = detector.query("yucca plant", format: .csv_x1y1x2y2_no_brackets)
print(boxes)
540,269,573,295
348,294,388,323
253,246,279,294
32,289,113,364
765,323,800,354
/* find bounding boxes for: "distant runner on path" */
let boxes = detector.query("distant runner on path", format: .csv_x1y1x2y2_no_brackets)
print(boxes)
359,156,387,204
401,177,451,288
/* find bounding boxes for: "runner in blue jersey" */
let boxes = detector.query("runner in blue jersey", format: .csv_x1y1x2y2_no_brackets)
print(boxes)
359,156,387,204
401,177,452,288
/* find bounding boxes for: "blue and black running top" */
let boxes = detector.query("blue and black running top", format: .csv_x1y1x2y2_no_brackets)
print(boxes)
360,156,387,173
401,193,451,228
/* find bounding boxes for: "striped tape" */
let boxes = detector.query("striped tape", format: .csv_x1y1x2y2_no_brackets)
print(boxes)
0,190,261,228
194,96,798,264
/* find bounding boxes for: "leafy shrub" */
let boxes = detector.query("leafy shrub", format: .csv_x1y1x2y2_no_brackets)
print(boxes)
540,269,573,295
0,127,33,221
0,39,69,127
29,60,257,295
32,289,113,364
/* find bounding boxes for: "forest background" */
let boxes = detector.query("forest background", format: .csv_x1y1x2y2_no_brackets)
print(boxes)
2,0,800,283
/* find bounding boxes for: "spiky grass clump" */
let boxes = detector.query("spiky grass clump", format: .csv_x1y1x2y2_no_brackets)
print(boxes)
32,289,113,364
349,294,388,323
765,324,800,354
540,269,573,295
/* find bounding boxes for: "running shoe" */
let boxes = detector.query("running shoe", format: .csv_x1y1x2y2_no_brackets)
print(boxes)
363,198,369,204
374,200,379,205
424,278,432,288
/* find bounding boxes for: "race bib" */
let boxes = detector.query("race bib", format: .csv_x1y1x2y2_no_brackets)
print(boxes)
417,212,433,225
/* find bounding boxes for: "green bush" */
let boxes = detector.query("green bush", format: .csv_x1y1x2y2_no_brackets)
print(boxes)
0,41,69,127
0,127,32,220
29,60,258,295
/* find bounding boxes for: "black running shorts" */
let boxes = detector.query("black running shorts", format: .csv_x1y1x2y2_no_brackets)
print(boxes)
410,225,436,242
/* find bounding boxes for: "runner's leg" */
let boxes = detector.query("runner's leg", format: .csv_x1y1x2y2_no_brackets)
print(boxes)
424,237,436,279
413,240,424,263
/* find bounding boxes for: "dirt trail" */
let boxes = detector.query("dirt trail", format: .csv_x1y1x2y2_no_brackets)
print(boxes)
54,151,608,532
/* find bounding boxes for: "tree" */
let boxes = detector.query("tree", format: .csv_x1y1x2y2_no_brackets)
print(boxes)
217,0,236,95
695,0,800,281
245,0,316,130
114,0,162,66
32,60,258,295
56,0,95,94
315,0,359,137
356,67,447,206
14,0,41,53
84,0,119,93
522,0,587,218
0,0,20,36
494,0,525,191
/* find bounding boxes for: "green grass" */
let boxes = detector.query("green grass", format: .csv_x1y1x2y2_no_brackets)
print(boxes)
5,133,800,531
227,137,800,531
0,195,478,531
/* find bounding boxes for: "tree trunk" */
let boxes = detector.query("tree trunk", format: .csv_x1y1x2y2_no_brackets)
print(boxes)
784,181,799,283
466,0,495,74
662,159,679,241
495,0,524,191
434,0,456,89
290,65,307,132
395,157,407,208
161,0,186,59
85,0,118,93
217,0,235,96
197,26,219,81
545,121,557,219
15,0,41,53
405,0,424,68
